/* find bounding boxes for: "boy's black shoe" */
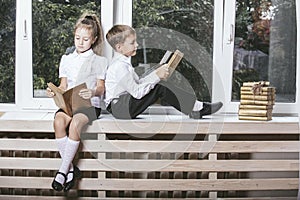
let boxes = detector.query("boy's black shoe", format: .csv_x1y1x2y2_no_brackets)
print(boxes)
189,102,223,119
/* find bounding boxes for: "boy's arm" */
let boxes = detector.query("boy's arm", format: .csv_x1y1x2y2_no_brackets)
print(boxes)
118,67,160,99
94,79,105,96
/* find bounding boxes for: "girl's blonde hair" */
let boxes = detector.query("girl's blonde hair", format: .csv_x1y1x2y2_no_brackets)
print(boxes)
106,24,136,50
74,12,104,56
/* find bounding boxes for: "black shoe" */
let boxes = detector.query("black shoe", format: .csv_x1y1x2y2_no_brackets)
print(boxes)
64,166,81,192
189,102,223,119
52,171,67,191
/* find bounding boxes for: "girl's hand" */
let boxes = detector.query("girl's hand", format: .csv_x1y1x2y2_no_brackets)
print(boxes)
79,89,95,99
155,64,170,80
46,88,55,98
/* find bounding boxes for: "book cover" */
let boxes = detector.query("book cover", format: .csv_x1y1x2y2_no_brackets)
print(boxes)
141,49,184,77
47,82,92,116
241,86,275,94
238,109,273,117
240,99,275,106
166,50,184,75
239,115,272,121
242,81,270,87
239,104,273,110
240,94,275,101
240,90,275,96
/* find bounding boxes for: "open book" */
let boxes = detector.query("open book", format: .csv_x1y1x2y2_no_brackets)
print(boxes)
47,82,92,116
141,49,184,77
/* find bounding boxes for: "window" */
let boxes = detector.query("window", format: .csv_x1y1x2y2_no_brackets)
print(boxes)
0,0,16,104
13,0,106,110
218,0,299,113
232,0,297,103
131,0,215,102
1,0,299,114
32,0,101,97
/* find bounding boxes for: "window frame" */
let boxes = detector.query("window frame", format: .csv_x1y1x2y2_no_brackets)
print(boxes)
5,0,113,112
218,0,300,114
1,0,299,114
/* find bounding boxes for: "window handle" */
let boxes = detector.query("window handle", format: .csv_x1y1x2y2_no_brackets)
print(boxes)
23,20,28,40
227,24,234,44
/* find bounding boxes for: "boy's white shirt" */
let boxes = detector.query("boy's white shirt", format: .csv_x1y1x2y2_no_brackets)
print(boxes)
104,52,160,107
59,49,108,108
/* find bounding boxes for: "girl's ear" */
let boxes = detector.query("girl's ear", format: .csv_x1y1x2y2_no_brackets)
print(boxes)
92,36,98,44
115,43,122,52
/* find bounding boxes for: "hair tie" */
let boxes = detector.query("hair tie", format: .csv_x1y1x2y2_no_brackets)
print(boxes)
84,15,94,21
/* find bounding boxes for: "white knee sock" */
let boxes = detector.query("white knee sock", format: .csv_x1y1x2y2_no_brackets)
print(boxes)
56,138,79,184
55,136,74,184
192,100,203,111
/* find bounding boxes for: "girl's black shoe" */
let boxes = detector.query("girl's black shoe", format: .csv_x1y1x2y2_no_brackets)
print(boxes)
52,171,66,191
64,166,81,192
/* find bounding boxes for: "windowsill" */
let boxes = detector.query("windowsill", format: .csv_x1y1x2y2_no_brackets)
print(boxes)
0,106,298,122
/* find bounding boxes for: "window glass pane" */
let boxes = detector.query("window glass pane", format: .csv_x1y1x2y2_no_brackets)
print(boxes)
132,0,214,101
0,0,16,103
232,0,296,103
32,0,101,97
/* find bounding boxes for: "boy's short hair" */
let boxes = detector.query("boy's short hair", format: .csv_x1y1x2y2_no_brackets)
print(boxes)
106,25,136,50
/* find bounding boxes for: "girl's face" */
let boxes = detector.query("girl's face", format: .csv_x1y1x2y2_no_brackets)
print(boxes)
74,27,96,54
118,33,138,57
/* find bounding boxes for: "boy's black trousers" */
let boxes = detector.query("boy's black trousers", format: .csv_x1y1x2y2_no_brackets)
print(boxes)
107,81,196,119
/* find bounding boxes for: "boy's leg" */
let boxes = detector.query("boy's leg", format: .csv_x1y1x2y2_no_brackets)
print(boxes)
110,82,197,119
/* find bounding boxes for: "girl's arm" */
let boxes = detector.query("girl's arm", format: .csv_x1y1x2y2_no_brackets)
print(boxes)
58,77,68,91
79,79,105,99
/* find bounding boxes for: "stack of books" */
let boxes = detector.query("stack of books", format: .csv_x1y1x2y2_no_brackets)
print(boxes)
238,81,275,121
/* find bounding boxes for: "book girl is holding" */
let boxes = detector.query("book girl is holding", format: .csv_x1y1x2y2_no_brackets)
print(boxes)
46,13,107,192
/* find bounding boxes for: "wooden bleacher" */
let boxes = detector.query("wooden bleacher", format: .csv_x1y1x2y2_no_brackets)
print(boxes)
0,110,299,199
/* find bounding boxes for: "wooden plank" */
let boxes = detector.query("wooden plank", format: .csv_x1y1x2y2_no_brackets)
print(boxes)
1,139,299,153
0,196,100,200
71,178,300,191
0,196,296,200
0,115,298,134
0,176,298,191
222,122,299,134
0,157,299,172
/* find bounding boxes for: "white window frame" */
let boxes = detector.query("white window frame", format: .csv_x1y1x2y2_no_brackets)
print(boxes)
1,0,299,114
216,0,300,114
3,0,113,112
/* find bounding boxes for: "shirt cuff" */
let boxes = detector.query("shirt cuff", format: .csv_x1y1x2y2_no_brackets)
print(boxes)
148,71,161,85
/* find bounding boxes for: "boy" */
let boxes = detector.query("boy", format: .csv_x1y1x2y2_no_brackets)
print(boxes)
105,24,222,119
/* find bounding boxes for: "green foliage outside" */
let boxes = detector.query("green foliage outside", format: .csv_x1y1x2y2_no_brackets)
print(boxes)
0,0,16,103
2,0,294,103
132,0,214,101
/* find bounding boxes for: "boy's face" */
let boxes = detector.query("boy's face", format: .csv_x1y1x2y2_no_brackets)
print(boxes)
117,33,138,57
74,27,96,54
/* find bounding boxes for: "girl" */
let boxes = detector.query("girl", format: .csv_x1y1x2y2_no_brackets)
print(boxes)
46,13,107,192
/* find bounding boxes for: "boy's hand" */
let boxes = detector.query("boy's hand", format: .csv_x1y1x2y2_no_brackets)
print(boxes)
79,89,95,99
156,64,170,80
46,88,55,98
